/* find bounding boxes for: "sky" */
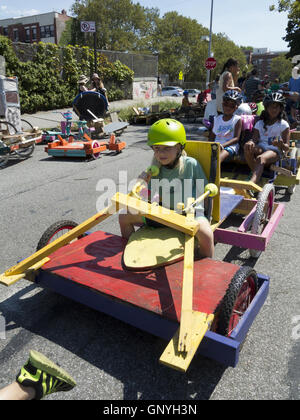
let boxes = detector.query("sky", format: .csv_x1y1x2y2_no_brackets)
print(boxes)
0,0,290,52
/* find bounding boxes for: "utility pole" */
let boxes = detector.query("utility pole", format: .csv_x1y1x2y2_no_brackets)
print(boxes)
206,0,214,86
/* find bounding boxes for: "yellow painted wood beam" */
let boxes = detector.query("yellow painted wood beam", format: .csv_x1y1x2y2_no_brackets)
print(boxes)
159,312,214,372
111,192,199,236
0,258,50,287
220,178,262,192
0,204,116,283
178,199,195,353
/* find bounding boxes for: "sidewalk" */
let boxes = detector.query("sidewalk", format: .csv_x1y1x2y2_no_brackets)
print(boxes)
21,96,183,130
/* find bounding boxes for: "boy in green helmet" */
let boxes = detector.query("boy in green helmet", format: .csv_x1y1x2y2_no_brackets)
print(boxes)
119,119,214,258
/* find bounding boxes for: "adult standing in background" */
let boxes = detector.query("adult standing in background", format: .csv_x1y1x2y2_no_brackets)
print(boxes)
216,58,241,114
210,74,220,100
157,76,162,96
90,73,110,107
244,69,262,102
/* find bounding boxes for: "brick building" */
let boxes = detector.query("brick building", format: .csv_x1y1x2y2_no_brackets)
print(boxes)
251,48,289,79
0,10,71,45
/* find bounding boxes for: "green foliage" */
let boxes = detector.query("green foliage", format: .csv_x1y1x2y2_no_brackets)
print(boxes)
67,3,248,83
71,0,159,51
0,35,133,113
270,0,300,57
270,54,294,81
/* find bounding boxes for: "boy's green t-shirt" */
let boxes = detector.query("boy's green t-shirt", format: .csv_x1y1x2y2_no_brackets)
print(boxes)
149,156,208,215
256,101,265,116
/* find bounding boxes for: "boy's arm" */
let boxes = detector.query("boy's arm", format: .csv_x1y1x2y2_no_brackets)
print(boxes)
208,119,216,141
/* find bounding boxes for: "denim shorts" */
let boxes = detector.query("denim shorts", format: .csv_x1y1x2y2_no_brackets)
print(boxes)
256,142,283,158
224,146,238,157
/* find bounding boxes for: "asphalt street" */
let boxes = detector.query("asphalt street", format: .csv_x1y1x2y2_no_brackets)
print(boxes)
0,112,299,400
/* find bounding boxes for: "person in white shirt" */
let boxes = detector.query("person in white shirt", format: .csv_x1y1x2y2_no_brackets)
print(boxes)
209,90,243,163
244,92,290,184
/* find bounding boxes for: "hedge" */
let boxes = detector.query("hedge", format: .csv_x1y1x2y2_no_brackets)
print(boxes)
0,36,134,113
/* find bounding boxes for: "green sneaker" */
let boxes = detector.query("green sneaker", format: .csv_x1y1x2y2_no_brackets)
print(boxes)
16,350,76,400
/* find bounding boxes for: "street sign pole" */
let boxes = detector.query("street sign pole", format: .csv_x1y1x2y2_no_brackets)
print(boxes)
80,21,97,74
206,0,214,86
94,32,97,74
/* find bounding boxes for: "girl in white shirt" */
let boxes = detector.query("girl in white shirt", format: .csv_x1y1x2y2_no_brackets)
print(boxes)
209,90,242,163
244,92,290,184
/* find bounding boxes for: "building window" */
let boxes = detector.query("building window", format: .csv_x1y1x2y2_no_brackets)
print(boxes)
32,26,37,41
3,27,8,36
13,29,19,42
25,28,30,42
40,25,55,38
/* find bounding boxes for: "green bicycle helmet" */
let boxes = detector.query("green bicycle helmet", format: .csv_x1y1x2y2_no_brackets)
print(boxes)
147,118,186,147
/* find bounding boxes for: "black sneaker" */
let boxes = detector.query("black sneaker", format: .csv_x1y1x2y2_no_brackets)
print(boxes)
16,350,76,400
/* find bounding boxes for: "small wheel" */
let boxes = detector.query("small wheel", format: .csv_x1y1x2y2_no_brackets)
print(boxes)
91,140,101,159
287,184,296,194
14,143,35,158
215,266,258,336
36,220,80,251
287,148,298,194
0,120,17,136
249,183,275,258
0,154,9,168
21,119,34,132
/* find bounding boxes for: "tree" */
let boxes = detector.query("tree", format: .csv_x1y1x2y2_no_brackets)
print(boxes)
270,54,294,81
70,0,159,52
270,0,300,57
150,12,247,82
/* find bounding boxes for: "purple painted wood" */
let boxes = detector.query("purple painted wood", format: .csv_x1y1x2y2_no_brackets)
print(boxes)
260,203,285,246
214,228,266,250
238,203,257,233
220,193,244,220
215,202,284,251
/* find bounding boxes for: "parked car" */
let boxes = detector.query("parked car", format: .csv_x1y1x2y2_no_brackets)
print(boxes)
186,89,201,97
161,86,184,97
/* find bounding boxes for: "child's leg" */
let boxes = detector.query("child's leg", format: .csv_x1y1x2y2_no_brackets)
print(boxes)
220,149,231,163
244,144,261,172
119,212,144,240
0,381,36,400
195,218,214,258
250,150,278,184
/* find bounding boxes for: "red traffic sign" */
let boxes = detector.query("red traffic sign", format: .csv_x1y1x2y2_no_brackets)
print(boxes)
205,57,217,70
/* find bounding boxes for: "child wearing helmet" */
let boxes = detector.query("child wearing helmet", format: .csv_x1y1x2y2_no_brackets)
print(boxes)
119,119,214,258
244,92,290,184
209,90,243,163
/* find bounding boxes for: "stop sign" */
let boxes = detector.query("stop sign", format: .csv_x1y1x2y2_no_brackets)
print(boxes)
205,57,217,70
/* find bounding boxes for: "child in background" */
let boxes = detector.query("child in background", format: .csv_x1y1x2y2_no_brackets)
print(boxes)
77,75,89,94
119,119,214,258
244,92,290,185
209,90,242,163
182,90,192,108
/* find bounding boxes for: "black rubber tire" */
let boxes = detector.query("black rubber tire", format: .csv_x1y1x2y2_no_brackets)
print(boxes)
215,266,258,337
249,183,274,258
36,220,79,251
287,148,298,194
14,143,35,158
21,118,34,132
